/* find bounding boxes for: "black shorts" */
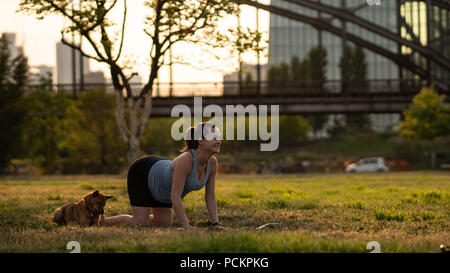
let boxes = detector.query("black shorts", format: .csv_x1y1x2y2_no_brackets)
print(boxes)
127,155,172,208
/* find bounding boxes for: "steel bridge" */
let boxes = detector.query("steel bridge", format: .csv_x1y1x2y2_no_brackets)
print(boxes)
146,79,449,116
48,77,449,117
49,0,450,116
149,0,450,116
241,0,449,90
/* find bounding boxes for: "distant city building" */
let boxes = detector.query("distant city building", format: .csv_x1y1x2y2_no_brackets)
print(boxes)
34,65,53,77
400,2,449,82
1,33,23,60
267,0,406,132
29,65,54,86
2,32,54,87
84,71,106,89
56,41,90,89
223,64,268,96
130,74,143,96
269,0,399,81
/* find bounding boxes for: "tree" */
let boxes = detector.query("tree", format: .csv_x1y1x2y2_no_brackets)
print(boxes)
290,56,302,82
339,44,368,92
238,64,257,95
339,44,371,134
289,55,308,90
327,115,346,138
267,61,289,91
279,115,310,145
23,90,78,174
63,89,127,174
288,46,328,93
266,47,328,138
0,35,29,167
398,86,450,168
306,115,328,138
19,0,263,164
292,46,328,136
267,46,328,95
140,117,182,155
352,46,368,89
345,114,372,135
305,45,327,91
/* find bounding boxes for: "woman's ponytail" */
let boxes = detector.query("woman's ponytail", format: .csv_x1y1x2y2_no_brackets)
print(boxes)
179,122,215,153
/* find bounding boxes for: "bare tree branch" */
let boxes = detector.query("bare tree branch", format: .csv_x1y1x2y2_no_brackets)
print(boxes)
60,32,104,63
113,0,127,62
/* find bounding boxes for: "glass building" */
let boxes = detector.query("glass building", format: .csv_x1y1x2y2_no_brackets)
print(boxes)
269,0,449,83
267,0,449,131
400,1,450,82
269,0,399,81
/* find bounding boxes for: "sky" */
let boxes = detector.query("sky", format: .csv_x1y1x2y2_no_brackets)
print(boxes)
0,0,271,83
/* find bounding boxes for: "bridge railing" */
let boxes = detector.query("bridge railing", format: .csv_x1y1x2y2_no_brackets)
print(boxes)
222,79,442,97
27,79,448,98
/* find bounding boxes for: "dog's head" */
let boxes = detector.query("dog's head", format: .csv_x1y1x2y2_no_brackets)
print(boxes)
84,190,113,214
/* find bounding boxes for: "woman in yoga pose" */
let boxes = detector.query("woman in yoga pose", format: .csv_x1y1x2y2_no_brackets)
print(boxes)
100,122,222,229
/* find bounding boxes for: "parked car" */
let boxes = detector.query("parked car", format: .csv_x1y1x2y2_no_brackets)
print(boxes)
345,157,389,173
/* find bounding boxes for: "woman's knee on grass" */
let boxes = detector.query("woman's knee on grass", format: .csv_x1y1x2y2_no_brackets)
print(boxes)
149,217,172,227
130,206,152,226
149,207,173,227
132,216,151,227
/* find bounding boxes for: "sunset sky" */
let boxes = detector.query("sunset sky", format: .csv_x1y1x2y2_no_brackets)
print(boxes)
0,0,271,83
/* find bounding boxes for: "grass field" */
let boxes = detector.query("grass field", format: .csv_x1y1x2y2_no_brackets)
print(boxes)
0,172,448,253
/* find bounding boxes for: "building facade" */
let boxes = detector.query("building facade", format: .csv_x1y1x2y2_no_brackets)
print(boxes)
56,41,90,89
400,1,450,82
268,0,399,82
267,0,450,132
223,64,268,95
29,65,54,86
1,33,24,60
84,71,106,89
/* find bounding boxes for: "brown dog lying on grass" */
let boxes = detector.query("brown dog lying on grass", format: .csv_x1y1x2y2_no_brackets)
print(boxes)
52,190,113,226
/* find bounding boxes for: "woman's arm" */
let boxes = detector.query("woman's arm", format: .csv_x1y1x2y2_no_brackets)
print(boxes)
205,156,219,225
171,154,192,228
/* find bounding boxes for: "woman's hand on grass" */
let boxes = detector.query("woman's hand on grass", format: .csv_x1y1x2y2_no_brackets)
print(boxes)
210,223,230,230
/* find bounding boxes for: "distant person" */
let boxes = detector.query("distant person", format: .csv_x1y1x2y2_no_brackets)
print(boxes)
100,122,222,229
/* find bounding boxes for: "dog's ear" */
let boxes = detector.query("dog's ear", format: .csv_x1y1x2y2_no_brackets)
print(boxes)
92,190,99,197
105,195,114,200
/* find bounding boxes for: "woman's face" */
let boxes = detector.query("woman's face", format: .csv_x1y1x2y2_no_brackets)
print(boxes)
199,127,222,154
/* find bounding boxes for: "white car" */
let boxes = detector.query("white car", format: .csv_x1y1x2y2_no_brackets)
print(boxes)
345,157,389,173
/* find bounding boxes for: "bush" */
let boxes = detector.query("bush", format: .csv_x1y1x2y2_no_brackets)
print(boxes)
22,90,77,174
60,89,127,174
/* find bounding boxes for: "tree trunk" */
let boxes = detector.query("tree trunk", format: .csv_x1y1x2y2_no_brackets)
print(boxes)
115,90,129,145
127,134,141,164
114,89,153,165
430,147,436,170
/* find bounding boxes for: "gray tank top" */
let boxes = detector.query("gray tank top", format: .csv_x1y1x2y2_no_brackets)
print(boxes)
147,149,211,204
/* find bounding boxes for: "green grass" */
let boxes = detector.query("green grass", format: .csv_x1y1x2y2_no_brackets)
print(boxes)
373,207,410,222
47,194,63,201
344,201,364,210
0,172,449,253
